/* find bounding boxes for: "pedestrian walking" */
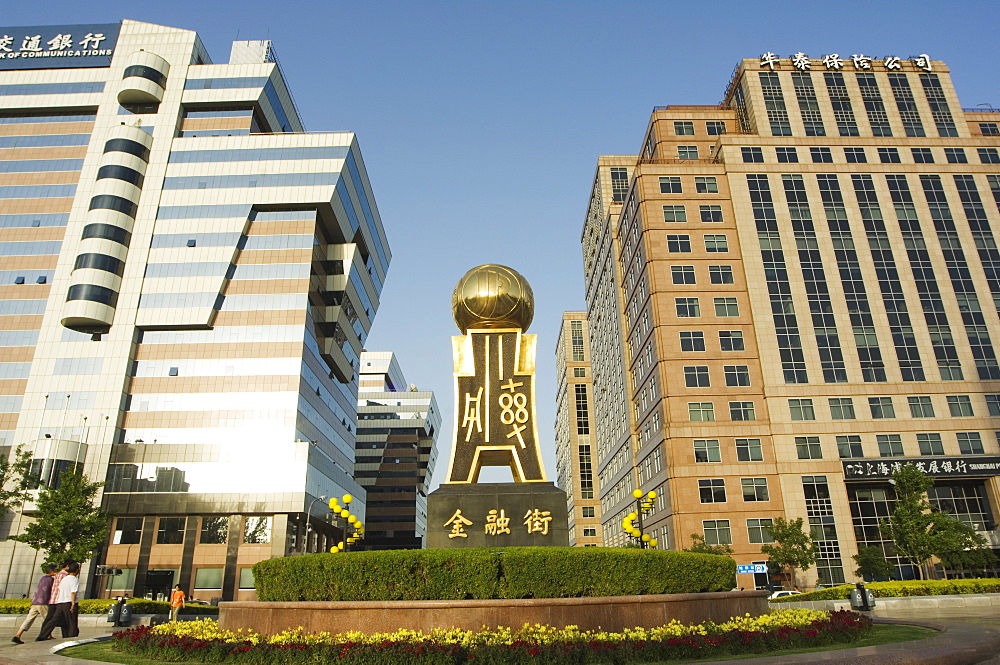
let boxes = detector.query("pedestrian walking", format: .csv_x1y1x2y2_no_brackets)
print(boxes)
10,564,57,644
35,561,80,640
169,584,185,622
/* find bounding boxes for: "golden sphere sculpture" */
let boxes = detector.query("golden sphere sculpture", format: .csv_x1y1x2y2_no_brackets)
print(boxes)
452,264,534,334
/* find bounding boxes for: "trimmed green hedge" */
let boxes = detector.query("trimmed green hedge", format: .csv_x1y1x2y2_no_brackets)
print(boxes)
252,547,736,601
0,598,218,615
772,578,1000,603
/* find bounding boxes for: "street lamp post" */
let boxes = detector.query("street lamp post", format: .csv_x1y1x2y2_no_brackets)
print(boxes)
621,489,660,548
300,495,326,554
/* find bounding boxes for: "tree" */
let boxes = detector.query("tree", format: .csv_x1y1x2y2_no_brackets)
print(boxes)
879,463,996,579
11,472,108,567
759,517,816,589
853,545,896,581
0,445,34,518
929,513,997,578
684,533,735,556
879,463,937,579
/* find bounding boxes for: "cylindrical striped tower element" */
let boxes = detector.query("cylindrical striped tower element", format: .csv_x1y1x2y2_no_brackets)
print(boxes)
61,124,152,333
117,50,170,105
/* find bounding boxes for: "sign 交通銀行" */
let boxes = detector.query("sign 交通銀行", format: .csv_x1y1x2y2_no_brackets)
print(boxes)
0,24,120,70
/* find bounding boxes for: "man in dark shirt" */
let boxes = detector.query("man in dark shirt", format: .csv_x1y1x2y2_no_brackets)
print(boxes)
11,564,57,644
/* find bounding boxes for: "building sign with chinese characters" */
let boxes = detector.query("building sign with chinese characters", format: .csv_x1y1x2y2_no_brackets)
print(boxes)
0,24,120,70
843,457,1000,480
758,52,935,72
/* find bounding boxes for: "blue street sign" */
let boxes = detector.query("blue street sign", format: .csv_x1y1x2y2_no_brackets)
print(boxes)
737,564,767,574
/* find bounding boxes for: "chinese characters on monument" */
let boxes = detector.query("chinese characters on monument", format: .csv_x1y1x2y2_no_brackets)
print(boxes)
443,507,553,539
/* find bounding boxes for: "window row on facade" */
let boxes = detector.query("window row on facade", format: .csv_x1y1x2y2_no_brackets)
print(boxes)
786,394,1000,420
700,518,776,545
689,431,991,465
698,476,771,502
750,71,964,139
112,515,272,545
670,264,736,285
742,145,1000,165
674,296,742,317
657,175,720,194
669,120,728,136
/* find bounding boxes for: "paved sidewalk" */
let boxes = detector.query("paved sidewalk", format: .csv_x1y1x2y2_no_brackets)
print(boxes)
0,624,121,665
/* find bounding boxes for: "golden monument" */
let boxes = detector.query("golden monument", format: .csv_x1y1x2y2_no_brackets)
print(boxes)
427,264,568,548
446,264,546,483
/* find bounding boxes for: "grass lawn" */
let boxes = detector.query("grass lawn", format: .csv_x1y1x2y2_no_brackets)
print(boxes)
61,624,938,664
59,641,211,665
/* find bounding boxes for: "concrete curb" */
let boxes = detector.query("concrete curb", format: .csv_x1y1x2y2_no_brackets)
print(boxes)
775,592,1000,613
50,635,111,654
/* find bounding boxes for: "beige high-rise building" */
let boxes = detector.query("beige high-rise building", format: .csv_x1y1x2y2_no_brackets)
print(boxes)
0,20,390,600
555,313,602,546
581,54,1000,587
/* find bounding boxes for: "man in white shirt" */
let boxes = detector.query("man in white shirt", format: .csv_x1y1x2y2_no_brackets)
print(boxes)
35,561,80,640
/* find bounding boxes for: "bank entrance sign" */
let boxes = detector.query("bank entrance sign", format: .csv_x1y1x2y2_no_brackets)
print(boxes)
843,456,1000,480
0,24,120,69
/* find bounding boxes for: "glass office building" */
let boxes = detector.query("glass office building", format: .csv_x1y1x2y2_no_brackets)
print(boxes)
356,352,439,550
0,20,390,600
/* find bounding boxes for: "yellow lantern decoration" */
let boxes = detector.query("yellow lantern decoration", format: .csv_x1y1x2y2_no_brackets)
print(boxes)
632,489,644,499
650,538,658,548
641,534,651,542
340,509,350,518
647,490,657,500
328,498,339,510
342,494,353,504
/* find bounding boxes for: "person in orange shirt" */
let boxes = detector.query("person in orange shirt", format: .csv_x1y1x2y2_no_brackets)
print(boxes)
169,585,185,622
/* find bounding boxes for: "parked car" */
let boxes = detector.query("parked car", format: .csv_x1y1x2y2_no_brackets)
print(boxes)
768,590,802,600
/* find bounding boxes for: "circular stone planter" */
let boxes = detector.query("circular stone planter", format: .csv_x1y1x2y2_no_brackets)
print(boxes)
219,590,768,635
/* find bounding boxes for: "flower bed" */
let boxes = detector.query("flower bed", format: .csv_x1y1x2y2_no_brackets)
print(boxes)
771,578,1000,603
111,609,871,664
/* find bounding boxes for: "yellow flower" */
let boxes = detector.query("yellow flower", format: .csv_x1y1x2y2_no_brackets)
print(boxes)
148,609,839,647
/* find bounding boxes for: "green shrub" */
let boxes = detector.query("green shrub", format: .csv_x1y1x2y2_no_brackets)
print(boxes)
0,598,216,615
252,547,736,601
771,578,1000,603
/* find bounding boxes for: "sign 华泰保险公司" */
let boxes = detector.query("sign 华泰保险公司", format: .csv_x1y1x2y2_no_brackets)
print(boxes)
0,24,120,70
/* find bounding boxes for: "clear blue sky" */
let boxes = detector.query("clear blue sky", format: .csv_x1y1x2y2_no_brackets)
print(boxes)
5,1,998,487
